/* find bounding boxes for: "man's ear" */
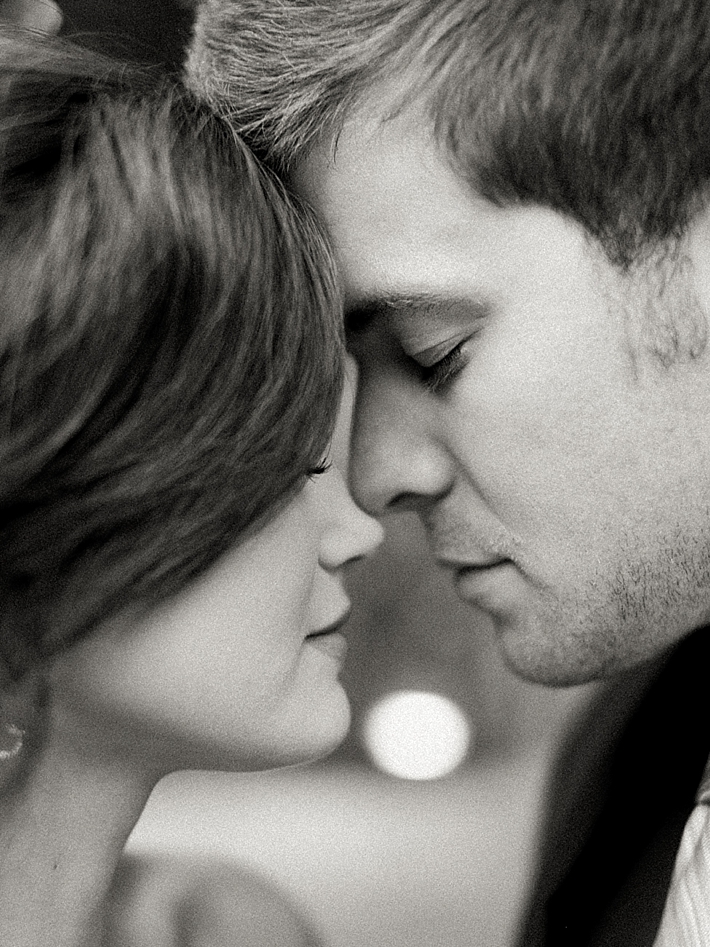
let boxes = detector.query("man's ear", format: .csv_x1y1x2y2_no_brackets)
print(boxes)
0,0,62,33
685,202,710,358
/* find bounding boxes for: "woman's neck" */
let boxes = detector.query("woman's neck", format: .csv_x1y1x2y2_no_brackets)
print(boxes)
0,723,156,947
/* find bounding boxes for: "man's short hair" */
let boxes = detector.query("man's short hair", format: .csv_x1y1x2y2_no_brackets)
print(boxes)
187,0,710,268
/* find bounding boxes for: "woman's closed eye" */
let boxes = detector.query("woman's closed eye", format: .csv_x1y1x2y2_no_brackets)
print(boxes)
307,458,333,480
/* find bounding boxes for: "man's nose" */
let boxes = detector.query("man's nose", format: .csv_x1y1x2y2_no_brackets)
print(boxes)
349,372,455,516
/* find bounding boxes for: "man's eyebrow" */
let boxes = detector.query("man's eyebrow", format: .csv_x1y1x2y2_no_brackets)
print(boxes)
344,292,482,334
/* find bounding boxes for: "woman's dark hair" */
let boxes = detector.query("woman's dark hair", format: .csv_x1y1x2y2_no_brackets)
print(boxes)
0,29,344,679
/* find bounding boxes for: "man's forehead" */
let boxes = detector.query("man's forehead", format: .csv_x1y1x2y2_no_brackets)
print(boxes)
290,87,442,210
290,89,563,341
293,137,492,321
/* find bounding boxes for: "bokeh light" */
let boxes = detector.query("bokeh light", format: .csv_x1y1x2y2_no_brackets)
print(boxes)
362,689,473,780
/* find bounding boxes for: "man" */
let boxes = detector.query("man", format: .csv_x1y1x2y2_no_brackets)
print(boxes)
186,2,710,944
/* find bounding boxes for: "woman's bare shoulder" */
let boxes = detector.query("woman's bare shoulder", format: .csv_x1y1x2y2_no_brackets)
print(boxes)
104,852,324,947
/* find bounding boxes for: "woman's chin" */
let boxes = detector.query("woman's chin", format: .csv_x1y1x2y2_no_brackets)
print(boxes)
248,685,352,771
185,686,352,774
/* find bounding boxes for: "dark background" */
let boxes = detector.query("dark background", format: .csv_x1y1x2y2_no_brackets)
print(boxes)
61,0,195,71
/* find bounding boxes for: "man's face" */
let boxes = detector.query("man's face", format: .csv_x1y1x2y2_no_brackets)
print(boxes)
293,100,710,686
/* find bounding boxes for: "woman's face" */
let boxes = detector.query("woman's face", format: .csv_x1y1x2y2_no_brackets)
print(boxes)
50,466,383,774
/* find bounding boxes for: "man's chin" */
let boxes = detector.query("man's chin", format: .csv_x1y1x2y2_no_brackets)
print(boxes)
493,618,616,688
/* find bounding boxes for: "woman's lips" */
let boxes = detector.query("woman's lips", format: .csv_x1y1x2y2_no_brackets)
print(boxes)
305,608,351,663
305,631,348,663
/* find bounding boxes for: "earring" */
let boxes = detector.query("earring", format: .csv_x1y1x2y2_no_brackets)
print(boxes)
0,721,24,762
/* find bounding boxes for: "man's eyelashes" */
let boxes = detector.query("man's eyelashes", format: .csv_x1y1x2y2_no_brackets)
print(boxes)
420,339,469,393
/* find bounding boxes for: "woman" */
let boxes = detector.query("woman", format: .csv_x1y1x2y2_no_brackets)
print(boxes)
0,28,382,947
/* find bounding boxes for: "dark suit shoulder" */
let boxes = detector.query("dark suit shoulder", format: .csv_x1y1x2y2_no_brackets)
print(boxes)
517,628,710,947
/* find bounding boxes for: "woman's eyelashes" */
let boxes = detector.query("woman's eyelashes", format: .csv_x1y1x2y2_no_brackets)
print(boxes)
307,458,332,480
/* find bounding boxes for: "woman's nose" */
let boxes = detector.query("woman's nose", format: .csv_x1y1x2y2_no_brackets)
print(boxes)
318,467,384,571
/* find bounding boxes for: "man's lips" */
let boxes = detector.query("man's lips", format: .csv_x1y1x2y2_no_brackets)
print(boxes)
451,560,519,610
437,554,510,572
433,553,516,605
